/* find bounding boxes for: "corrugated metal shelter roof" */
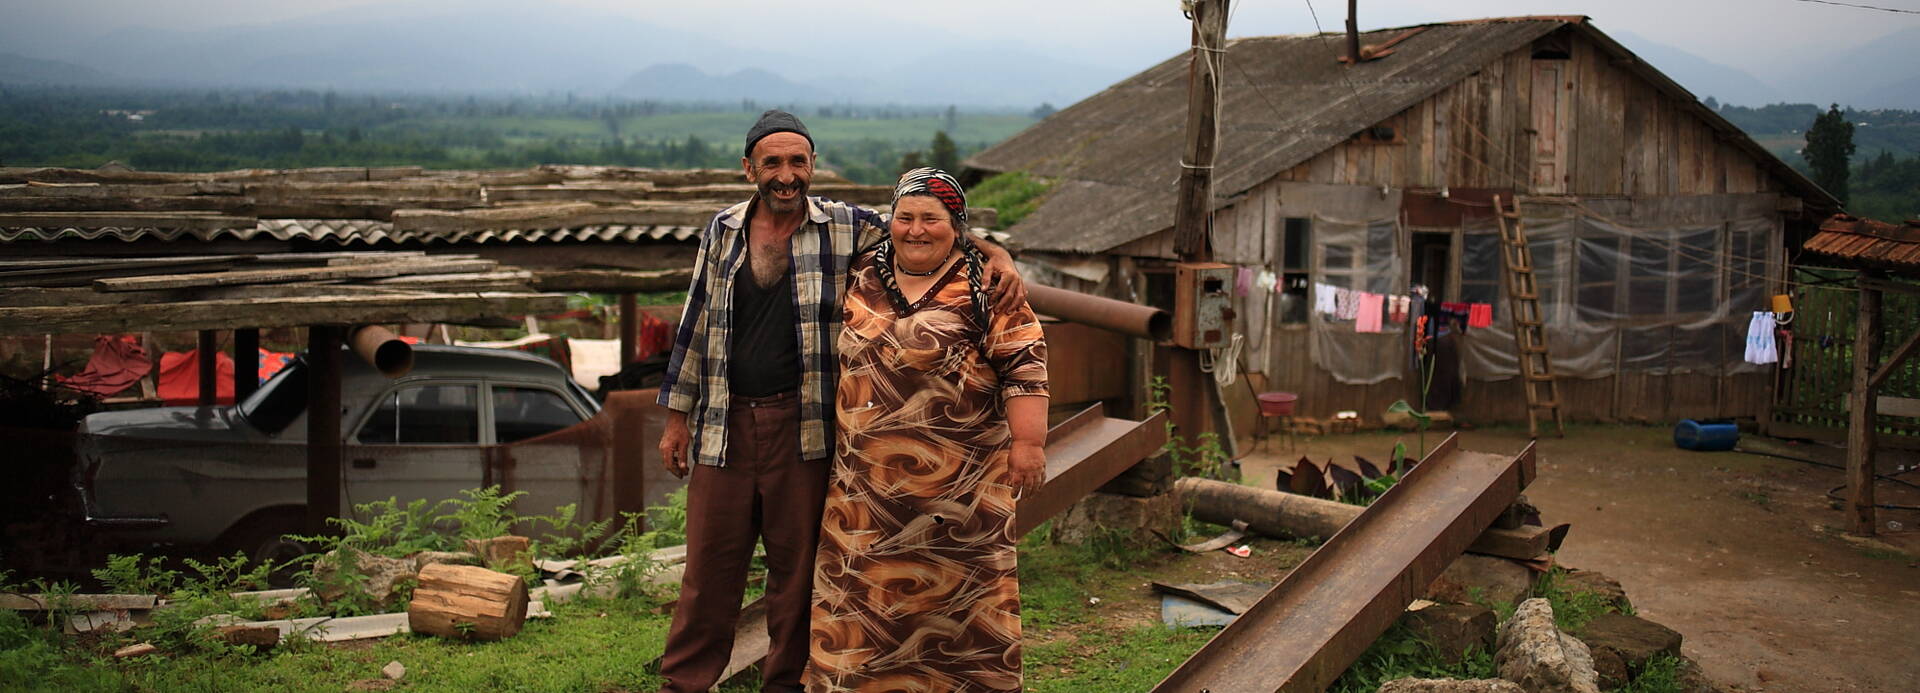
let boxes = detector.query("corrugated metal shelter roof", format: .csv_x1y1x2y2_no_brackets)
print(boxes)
0,221,701,245
1805,214,1920,273
966,16,1839,255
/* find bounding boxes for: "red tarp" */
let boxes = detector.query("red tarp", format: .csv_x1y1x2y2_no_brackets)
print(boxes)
56,335,152,399
158,349,235,405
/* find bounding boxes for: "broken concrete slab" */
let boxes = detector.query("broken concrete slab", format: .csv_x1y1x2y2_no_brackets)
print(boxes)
112,642,159,658
1425,554,1534,608
1051,490,1182,545
3,593,157,611
382,661,406,681
214,624,281,649
1401,604,1497,665
1377,679,1524,693
1495,598,1600,693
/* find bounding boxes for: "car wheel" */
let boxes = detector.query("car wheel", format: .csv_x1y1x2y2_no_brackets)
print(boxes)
217,511,313,587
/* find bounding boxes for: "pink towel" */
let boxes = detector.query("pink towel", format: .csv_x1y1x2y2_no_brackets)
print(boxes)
1355,292,1385,333
1234,267,1253,296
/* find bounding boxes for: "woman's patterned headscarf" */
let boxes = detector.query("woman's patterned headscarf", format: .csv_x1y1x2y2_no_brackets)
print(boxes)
875,167,992,340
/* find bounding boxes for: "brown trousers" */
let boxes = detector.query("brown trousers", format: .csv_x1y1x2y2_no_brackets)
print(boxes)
658,390,827,693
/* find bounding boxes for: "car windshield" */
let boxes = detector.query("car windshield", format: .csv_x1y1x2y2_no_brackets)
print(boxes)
238,357,308,434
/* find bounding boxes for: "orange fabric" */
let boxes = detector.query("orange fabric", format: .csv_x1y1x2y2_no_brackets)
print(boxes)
158,349,235,405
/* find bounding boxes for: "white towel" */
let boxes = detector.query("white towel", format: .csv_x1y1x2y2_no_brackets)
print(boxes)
1744,311,1778,364
1314,283,1339,315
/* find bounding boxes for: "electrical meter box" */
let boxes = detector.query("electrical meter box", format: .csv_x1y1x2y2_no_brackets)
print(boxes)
1173,262,1236,349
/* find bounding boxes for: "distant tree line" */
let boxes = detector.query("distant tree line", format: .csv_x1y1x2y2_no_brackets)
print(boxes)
0,86,1017,185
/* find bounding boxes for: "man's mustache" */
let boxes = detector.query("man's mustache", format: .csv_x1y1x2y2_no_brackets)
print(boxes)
763,178,805,193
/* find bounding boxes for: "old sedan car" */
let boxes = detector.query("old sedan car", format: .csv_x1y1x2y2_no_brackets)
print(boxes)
72,344,673,565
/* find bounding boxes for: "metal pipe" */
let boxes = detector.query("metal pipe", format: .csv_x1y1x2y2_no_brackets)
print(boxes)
349,324,414,378
1027,284,1172,342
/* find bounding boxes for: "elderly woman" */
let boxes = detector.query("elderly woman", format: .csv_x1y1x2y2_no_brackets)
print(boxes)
807,168,1049,692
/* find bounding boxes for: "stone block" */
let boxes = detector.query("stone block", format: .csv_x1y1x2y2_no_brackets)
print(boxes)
1577,613,1682,682
1425,554,1533,608
1495,598,1601,693
1051,490,1181,545
1099,453,1174,497
1401,604,1497,664
1559,569,1632,612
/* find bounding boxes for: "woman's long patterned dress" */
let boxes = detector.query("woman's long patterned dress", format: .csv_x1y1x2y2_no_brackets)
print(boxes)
807,252,1049,692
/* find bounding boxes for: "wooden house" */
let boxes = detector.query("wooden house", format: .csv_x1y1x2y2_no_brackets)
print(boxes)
968,16,1841,426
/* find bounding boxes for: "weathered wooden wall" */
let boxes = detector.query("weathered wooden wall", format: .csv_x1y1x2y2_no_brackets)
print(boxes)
1269,29,1777,197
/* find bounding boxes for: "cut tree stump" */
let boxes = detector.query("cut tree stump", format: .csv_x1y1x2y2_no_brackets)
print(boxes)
464,535,532,574
406,564,528,641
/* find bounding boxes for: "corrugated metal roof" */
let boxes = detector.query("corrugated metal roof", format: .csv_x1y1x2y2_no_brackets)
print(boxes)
967,17,1837,255
0,220,701,245
1805,214,1920,272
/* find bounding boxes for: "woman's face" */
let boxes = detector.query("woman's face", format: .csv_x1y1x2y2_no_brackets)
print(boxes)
890,195,958,270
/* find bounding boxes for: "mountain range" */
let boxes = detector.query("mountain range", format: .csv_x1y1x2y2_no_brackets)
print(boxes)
0,2,1915,110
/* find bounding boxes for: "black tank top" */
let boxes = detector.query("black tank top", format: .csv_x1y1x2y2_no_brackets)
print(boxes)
728,256,801,397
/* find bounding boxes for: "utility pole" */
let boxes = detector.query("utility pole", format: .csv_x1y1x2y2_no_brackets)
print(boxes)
1166,0,1232,464
1173,0,1229,261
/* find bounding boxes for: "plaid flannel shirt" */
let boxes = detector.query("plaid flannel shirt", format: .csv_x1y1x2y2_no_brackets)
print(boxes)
657,195,888,467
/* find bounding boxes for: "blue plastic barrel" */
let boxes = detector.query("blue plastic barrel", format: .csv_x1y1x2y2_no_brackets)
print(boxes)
1673,419,1739,452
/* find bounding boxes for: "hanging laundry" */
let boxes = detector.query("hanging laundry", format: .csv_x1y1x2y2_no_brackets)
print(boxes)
1336,288,1360,321
1776,328,1794,369
1744,311,1778,364
1314,283,1339,316
1354,292,1385,333
1234,267,1253,296
1387,296,1409,324
1467,303,1494,329
1440,301,1468,314
1254,270,1277,293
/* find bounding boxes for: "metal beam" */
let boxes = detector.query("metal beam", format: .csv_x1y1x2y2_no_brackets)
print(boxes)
1152,435,1537,692
1014,406,1169,537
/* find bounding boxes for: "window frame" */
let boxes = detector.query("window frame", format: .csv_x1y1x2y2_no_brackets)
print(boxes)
486,380,594,444
351,379,485,446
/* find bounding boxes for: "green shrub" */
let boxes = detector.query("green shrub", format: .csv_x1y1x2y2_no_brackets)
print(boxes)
969,171,1054,229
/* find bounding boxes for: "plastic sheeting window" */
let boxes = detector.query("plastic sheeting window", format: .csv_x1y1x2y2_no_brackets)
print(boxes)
1309,216,1407,384
1459,209,1783,380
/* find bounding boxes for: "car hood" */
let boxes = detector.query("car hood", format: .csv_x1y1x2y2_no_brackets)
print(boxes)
82,406,257,441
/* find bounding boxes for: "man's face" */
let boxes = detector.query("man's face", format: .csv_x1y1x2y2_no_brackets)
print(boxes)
743,132,814,216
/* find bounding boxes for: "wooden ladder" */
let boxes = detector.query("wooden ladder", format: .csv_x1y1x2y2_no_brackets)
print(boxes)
1493,195,1565,438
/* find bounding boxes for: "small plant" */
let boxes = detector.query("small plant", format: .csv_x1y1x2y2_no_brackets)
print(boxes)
93,553,181,596
1618,652,1686,692
1148,377,1236,481
1531,568,1628,633
1329,624,1496,692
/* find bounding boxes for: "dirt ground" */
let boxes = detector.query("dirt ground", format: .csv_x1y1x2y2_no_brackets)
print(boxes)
1238,424,1920,693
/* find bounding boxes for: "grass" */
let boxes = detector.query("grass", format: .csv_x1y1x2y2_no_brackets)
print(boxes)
1531,568,1632,634
1026,625,1219,692
1617,653,1686,693
1328,625,1496,692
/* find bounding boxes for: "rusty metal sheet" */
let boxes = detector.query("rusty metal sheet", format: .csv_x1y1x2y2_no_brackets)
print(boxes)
1151,434,1537,693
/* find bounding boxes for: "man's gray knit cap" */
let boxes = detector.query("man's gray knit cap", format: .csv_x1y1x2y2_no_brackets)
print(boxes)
743,109,813,157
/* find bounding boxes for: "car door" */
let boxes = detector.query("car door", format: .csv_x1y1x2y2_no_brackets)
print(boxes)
486,381,593,529
344,380,487,517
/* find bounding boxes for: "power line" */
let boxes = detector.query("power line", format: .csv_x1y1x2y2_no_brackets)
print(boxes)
1792,0,1920,14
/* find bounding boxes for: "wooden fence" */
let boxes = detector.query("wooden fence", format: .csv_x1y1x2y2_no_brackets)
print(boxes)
1767,268,1920,448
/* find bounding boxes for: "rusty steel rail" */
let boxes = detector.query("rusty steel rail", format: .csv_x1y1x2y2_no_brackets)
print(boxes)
1151,434,1537,693
1015,404,1169,537
1028,283,1172,342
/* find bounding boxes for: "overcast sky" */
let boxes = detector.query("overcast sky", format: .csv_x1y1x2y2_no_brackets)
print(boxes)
11,0,1915,78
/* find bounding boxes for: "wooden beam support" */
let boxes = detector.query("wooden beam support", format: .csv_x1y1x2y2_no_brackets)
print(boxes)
619,293,638,367
234,328,260,402
197,330,217,406
1868,326,1920,392
1848,275,1881,536
306,325,344,536
530,268,693,293
0,291,567,336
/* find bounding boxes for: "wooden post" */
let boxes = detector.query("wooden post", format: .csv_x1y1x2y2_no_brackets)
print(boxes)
1346,0,1362,65
197,330,218,406
307,325,345,535
1173,0,1228,261
619,292,638,366
1847,273,1881,536
233,328,259,402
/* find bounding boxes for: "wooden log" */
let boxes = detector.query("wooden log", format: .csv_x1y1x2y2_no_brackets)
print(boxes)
0,211,255,231
1174,477,1562,561
530,267,693,293
0,291,567,336
390,202,717,231
92,260,498,292
407,564,528,641
463,535,532,574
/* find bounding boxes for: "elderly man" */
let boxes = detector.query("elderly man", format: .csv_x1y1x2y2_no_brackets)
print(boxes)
654,110,1023,693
